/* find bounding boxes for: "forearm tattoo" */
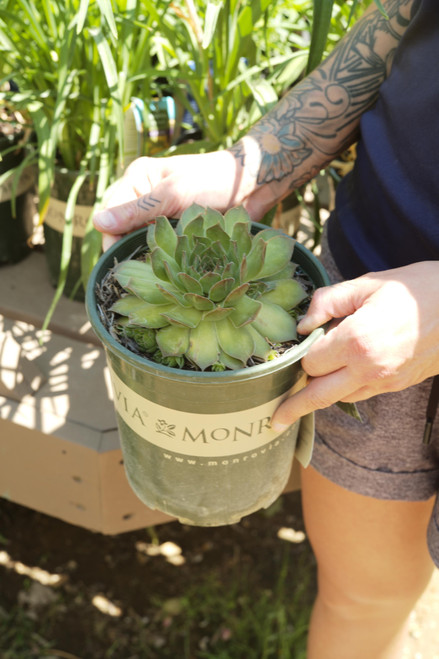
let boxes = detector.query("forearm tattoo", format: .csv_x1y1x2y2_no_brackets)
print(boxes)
230,0,414,189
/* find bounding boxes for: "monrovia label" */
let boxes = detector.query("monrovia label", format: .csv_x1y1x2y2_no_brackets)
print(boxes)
108,366,298,458
45,197,92,238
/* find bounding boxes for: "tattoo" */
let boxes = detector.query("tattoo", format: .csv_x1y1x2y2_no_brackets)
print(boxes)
229,140,260,179
233,0,414,190
137,194,161,212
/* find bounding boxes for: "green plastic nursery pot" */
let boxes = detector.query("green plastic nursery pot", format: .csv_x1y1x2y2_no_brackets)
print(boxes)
43,168,96,300
86,223,330,526
0,132,34,265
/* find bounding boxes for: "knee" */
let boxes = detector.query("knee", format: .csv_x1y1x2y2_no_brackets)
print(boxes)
316,566,432,623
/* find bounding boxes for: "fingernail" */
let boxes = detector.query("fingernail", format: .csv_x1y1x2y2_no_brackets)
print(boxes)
297,317,308,331
102,233,120,252
271,420,289,433
95,210,117,231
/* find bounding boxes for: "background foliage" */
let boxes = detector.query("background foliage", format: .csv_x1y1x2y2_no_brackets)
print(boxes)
0,0,373,319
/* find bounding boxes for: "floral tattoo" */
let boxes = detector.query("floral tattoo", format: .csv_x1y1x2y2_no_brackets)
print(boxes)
230,0,414,190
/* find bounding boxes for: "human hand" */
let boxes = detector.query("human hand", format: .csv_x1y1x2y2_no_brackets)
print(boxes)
272,261,439,430
93,149,261,251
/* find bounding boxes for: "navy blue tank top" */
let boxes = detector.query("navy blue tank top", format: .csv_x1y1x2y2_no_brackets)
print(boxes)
327,0,439,278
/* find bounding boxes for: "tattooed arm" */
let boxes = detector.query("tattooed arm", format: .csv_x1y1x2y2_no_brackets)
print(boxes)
235,0,415,217
94,0,415,246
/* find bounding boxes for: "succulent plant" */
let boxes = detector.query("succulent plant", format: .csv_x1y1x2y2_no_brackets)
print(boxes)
110,204,308,371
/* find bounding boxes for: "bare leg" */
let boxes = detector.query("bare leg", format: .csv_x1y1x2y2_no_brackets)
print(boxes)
301,466,435,659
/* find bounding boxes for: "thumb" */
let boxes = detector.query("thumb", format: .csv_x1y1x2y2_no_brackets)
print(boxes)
93,191,165,236
297,277,378,334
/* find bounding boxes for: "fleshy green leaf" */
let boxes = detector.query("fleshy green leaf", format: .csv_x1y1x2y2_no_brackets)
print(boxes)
251,302,297,343
253,235,295,280
154,215,178,258
231,222,252,259
161,306,203,329
246,325,273,360
114,259,156,286
206,223,230,251
200,272,222,294
209,240,229,261
178,272,203,294
222,262,236,279
128,303,175,329
156,325,190,356
223,282,250,306
175,234,190,267
241,239,266,282
113,262,172,304
146,222,156,251
217,350,244,370
259,279,307,310
124,280,170,305
182,216,205,242
186,323,220,370
177,203,205,233
203,307,233,322
183,293,215,311
229,295,262,328
150,248,179,282
223,206,251,234
260,261,297,282
156,285,190,307
110,295,151,316
209,278,235,302
255,227,287,241
216,318,255,362
163,259,183,288
203,207,224,229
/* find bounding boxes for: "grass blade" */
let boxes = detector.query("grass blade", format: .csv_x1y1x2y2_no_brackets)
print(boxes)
306,0,334,74
42,168,89,333
76,0,90,33
96,0,118,39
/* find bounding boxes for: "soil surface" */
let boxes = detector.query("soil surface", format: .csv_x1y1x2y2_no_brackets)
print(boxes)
0,491,438,658
0,491,314,658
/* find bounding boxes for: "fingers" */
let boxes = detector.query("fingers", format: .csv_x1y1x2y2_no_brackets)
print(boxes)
93,192,162,235
102,232,123,251
271,368,356,431
93,157,168,239
297,277,379,335
300,323,347,377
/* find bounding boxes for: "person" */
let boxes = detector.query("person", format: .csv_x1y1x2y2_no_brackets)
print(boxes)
93,1,439,656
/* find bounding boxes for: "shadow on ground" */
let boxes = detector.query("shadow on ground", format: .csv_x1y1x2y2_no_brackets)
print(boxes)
0,490,316,659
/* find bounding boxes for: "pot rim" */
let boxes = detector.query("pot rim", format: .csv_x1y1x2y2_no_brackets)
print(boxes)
86,222,330,384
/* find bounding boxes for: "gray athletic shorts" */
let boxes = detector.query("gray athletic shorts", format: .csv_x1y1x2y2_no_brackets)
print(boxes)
310,229,439,567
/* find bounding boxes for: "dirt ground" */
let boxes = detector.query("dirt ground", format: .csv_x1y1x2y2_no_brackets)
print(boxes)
0,491,315,658
0,489,438,659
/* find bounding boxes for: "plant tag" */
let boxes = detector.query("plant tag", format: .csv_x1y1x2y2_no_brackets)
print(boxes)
295,413,315,468
44,197,92,238
285,371,315,468
0,165,35,202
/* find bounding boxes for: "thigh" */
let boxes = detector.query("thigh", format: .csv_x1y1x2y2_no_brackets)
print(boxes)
300,465,435,606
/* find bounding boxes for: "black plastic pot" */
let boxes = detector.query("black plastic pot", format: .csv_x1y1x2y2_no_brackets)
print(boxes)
43,168,96,300
86,223,330,526
0,132,35,265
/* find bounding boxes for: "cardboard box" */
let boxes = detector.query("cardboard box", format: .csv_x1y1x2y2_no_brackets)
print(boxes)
0,252,300,534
